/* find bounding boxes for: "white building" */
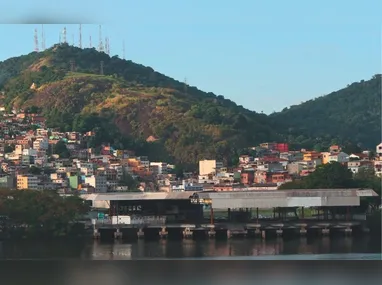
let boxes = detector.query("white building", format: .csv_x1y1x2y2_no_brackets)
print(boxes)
85,175,107,193
150,162,168,175
376,143,382,159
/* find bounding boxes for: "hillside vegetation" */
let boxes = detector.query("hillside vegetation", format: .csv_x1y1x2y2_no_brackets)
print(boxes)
270,74,381,150
0,44,277,167
0,44,380,167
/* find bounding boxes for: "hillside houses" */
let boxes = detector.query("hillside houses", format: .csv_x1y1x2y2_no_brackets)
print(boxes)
0,108,381,193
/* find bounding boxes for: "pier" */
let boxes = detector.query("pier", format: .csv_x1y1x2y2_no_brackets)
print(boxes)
93,220,362,241
85,188,378,241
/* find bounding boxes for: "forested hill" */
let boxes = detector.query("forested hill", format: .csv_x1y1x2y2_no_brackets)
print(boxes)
269,74,381,150
0,44,278,167
0,44,379,167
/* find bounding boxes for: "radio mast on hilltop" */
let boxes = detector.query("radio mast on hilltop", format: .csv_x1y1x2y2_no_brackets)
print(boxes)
62,27,67,44
98,25,104,52
41,24,45,50
79,24,82,48
34,28,39,52
89,36,92,48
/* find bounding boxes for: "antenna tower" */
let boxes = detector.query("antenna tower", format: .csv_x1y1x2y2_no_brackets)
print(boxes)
122,40,125,60
62,27,67,44
41,24,45,50
100,61,104,75
79,24,82,48
105,37,110,55
34,28,39,52
98,25,104,52
89,36,92,48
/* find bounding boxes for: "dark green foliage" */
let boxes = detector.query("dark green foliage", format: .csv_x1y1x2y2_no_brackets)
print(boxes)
28,166,42,175
0,189,90,238
271,75,381,149
53,140,70,158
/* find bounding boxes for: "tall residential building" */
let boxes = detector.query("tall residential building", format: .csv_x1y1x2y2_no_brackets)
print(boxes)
16,174,39,190
85,175,107,193
199,160,223,175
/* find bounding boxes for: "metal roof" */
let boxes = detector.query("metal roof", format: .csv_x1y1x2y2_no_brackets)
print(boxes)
82,188,378,202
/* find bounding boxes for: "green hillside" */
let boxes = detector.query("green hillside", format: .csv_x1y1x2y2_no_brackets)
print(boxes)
270,74,381,150
0,44,379,167
0,44,278,167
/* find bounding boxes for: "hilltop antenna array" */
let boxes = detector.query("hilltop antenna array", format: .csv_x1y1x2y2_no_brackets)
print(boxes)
34,28,39,52
89,36,92,48
98,25,104,52
79,24,82,48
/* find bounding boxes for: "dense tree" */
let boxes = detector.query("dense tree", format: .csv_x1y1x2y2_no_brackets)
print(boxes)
28,166,42,175
270,75,381,149
53,140,70,158
0,189,90,237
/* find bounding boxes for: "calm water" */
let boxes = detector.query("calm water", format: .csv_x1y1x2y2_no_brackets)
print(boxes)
0,236,380,260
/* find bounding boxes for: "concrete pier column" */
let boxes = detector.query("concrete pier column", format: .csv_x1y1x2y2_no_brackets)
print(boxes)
114,228,122,239
300,227,307,236
137,228,144,239
93,229,100,239
261,230,266,239
345,227,352,236
322,228,330,236
183,227,193,239
208,229,216,238
159,226,168,239
226,230,231,239
254,228,261,237
276,229,283,237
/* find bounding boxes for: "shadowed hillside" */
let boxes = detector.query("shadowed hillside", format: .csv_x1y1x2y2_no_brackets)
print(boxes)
270,74,381,150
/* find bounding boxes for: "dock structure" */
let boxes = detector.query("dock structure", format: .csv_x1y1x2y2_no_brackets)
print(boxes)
83,188,378,240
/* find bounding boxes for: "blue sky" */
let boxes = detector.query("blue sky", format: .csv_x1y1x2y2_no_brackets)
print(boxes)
0,0,381,114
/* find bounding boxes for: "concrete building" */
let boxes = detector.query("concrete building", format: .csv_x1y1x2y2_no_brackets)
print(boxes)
150,162,168,175
328,152,349,163
85,175,107,193
33,137,49,150
16,174,39,190
0,175,16,189
199,160,223,175
376,143,382,159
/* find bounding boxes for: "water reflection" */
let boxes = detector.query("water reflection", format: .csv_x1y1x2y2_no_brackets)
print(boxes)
86,236,377,259
0,236,380,260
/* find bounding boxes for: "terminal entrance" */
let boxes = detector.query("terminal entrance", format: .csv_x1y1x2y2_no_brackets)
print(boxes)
109,199,204,224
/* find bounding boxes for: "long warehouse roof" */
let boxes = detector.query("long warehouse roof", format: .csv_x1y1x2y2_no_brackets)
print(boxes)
82,188,378,201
